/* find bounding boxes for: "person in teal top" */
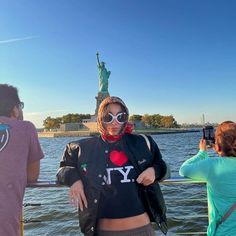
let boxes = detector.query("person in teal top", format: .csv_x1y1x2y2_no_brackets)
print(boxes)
179,121,236,236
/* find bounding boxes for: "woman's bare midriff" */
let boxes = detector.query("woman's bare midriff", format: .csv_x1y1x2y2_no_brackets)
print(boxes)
97,212,150,231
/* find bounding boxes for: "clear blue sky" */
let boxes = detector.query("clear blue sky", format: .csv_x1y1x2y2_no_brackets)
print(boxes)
1,0,236,128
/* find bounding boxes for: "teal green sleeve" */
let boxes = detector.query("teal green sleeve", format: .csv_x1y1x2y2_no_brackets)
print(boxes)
179,150,210,181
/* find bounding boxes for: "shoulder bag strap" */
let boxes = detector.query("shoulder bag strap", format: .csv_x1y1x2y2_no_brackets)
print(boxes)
123,134,151,174
139,134,151,151
216,202,236,229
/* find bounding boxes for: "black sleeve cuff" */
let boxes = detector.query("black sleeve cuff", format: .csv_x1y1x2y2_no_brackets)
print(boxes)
56,167,80,187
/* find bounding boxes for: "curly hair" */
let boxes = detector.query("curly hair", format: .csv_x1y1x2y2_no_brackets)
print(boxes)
215,121,236,157
0,84,20,117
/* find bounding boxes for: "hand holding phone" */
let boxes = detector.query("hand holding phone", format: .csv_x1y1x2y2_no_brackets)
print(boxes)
203,125,215,147
199,138,207,151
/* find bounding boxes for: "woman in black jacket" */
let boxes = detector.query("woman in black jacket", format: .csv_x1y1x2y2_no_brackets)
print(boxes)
57,96,168,236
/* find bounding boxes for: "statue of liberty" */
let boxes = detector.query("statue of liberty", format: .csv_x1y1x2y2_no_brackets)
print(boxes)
96,52,111,93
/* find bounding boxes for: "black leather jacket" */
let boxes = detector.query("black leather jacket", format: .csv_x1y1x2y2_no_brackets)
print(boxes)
56,134,167,236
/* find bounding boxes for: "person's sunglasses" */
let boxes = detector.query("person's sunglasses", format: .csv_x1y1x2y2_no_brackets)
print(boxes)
103,112,128,124
18,101,24,109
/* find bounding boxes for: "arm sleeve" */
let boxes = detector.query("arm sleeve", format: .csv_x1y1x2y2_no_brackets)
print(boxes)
148,136,168,181
56,142,81,187
179,150,210,181
27,122,44,163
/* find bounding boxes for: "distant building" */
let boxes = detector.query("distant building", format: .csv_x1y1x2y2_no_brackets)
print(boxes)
132,121,146,129
83,122,98,132
60,122,98,132
60,123,88,132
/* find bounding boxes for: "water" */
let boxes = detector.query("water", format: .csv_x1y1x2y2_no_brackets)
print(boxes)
24,132,212,235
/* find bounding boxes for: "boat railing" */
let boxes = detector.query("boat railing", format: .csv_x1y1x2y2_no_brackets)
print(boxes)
26,177,206,187
22,177,208,235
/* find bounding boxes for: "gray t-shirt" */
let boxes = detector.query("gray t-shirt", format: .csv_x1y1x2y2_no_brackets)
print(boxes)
0,117,44,236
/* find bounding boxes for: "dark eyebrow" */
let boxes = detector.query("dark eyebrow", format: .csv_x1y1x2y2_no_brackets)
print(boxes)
108,111,123,116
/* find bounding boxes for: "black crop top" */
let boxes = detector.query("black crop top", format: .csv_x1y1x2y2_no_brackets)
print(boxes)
98,142,145,218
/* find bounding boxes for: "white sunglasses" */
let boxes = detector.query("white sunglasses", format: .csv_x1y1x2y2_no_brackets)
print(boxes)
103,112,128,124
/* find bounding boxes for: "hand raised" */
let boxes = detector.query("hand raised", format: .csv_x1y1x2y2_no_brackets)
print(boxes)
199,139,207,151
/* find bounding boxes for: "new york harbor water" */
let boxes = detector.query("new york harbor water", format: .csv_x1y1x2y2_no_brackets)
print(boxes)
24,131,212,236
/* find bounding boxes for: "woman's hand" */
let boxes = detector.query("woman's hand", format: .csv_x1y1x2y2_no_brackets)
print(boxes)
69,180,88,211
136,167,155,186
199,138,207,151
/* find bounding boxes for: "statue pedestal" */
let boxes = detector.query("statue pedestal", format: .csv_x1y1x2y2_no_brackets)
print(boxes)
95,92,110,116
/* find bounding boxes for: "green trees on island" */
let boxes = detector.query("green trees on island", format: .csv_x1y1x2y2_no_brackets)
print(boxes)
43,113,91,130
43,113,178,130
60,113,91,123
43,117,61,130
130,114,179,128
129,115,142,122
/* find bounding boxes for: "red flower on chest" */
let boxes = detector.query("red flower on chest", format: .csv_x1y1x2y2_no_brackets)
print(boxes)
109,150,128,166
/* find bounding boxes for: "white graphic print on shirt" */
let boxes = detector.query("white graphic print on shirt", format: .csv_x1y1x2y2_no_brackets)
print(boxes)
102,149,135,185
102,166,135,185
0,123,10,152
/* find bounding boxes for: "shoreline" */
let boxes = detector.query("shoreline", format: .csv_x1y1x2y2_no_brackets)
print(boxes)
38,129,200,138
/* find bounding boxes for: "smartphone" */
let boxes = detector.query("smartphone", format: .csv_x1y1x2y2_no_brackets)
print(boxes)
203,125,215,146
